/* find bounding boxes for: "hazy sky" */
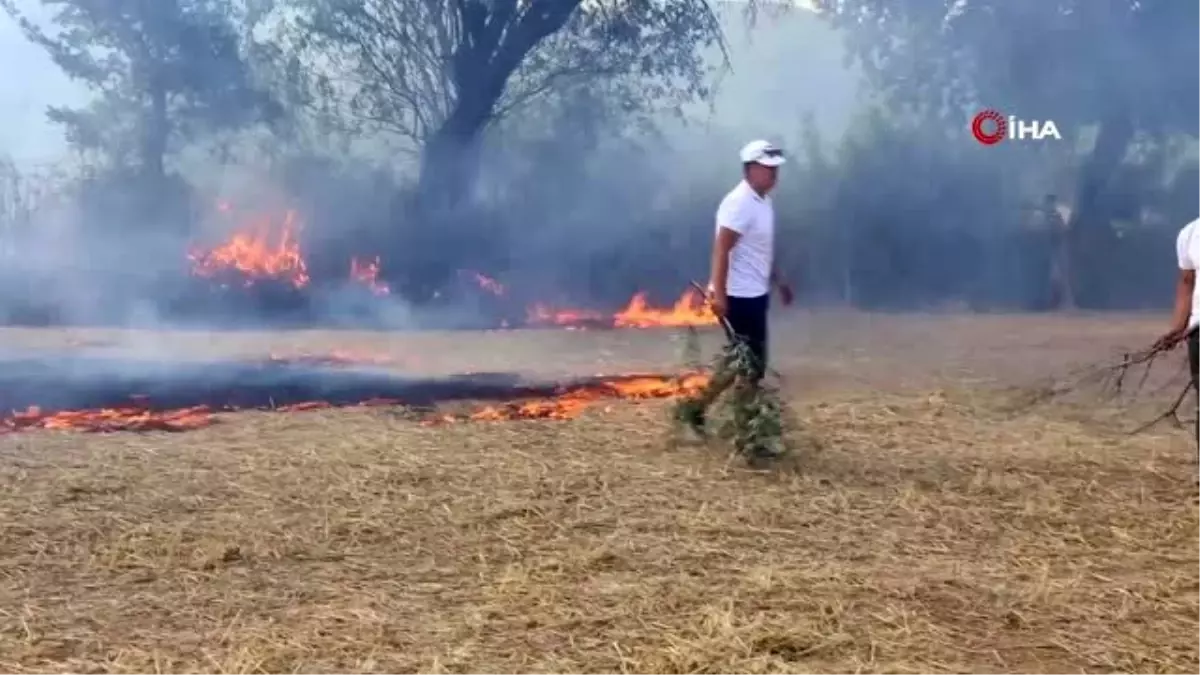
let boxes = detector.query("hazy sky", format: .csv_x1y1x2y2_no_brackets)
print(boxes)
0,0,85,166
0,1,857,167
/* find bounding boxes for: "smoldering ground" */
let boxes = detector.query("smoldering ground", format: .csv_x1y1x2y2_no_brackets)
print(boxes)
0,313,1196,673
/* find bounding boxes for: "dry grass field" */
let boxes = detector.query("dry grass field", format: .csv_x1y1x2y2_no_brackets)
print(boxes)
0,311,1197,673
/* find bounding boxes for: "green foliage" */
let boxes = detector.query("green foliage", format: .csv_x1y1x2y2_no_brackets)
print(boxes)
672,328,791,467
282,0,734,215
816,0,1198,136
715,339,789,463
813,0,1198,308
2,0,278,172
287,0,728,147
2,0,1194,319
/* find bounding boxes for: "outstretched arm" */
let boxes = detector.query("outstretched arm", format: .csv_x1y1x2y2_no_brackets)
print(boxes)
1167,269,1195,336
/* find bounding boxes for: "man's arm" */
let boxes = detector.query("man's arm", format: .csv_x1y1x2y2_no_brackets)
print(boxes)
1168,269,1195,334
710,227,741,297
769,262,795,305
711,197,749,297
1158,225,1197,348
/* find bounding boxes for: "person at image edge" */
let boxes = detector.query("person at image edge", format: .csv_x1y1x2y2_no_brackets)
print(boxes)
1156,216,1200,443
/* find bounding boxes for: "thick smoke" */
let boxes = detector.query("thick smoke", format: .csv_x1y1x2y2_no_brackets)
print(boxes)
0,2,858,334
0,0,1195,338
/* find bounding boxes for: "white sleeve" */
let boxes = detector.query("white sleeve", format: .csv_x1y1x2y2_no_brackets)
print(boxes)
716,195,752,235
1177,225,1195,271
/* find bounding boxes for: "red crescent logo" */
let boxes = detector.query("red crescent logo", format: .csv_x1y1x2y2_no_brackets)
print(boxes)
971,110,1007,145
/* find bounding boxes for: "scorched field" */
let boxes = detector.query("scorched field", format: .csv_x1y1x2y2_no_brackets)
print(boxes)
0,311,1196,673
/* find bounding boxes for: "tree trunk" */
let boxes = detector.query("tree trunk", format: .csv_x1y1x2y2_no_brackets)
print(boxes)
416,105,489,212
405,85,504,302
141,80,169,185
1063,114,1135,309
399,0,581,303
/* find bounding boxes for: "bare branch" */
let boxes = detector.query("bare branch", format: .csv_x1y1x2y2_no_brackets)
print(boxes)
1129,380,1194,435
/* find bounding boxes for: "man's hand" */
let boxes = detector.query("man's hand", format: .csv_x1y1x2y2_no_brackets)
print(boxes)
770,266,793,307
707,288,728,317
776,281,794,307
1154,324,1190,351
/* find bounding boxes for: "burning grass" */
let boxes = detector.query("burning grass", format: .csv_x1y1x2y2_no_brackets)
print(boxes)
0,313,1197,673
0,356,710,435
0,371,710,434
186,201,717,330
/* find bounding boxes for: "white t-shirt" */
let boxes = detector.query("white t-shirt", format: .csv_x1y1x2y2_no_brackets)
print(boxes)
1176,218,1200,329
714,180,775,298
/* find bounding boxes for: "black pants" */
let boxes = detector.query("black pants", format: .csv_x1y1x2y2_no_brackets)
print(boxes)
1189,329,1198,446
725,294,769,381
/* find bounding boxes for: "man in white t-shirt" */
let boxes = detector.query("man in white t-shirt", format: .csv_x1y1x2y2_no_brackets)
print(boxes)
1157,217,1200,442
678,139,794,438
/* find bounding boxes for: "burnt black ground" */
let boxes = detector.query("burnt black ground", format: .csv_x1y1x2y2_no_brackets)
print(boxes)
0,353,650,414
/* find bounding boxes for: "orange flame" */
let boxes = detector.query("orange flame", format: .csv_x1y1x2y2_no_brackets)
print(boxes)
524,288,717,329
613,288,716,328
3,405,215,433
187,203,716,334
350,256,390,296
1,372,709,434
422,372,710,424
189,209,310,288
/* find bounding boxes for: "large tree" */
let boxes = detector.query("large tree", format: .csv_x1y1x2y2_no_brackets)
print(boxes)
289,0,728,209
1,0,278,182
815,0,1199,307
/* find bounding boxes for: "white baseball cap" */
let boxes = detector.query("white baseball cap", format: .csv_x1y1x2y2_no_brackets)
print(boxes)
739,140,786,167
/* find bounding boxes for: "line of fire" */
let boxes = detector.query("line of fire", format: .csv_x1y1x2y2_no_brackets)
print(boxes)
181,202,717,330
0,200,719,436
